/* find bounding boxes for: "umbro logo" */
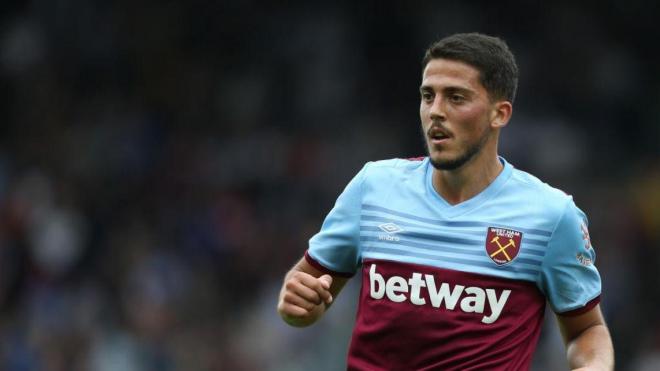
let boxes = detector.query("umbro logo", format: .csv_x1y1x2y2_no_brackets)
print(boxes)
378,223,403,242
378,223,404,234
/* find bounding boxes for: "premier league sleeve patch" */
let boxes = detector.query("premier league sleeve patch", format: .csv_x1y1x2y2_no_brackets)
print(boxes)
485,227,523,265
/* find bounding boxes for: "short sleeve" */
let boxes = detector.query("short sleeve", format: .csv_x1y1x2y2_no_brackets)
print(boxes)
537,200,601,315
306,164,369,277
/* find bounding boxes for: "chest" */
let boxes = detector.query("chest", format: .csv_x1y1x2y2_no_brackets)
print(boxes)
358,202,553,282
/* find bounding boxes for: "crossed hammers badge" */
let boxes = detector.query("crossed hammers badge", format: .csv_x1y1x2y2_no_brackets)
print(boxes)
485,227,523,265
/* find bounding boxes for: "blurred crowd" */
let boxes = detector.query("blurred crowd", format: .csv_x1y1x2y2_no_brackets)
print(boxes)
0,1,659,370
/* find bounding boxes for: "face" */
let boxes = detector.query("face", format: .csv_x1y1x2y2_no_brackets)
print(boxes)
419,59,500,170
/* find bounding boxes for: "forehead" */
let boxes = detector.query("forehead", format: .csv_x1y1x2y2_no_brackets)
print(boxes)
421,59,484,92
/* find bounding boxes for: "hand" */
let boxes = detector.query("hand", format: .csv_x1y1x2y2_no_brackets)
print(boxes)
278,272,333,327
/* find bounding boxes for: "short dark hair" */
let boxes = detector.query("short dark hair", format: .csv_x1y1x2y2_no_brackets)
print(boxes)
422,33,518,103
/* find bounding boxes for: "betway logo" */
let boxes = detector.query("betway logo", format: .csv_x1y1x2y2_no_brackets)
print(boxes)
369,264,510,324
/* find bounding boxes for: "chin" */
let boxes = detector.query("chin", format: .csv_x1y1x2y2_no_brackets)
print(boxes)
431,159,462,171
429,153,469,171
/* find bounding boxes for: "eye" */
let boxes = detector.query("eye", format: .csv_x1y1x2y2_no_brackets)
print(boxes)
421,92,434,102
449,94,466,103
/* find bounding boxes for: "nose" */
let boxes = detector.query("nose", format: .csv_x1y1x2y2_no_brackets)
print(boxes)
428,96,446,121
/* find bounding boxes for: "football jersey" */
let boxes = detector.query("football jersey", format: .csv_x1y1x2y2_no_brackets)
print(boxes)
305,157,601,371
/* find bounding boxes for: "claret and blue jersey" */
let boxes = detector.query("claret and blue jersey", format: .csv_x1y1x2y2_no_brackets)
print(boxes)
305,157,601,371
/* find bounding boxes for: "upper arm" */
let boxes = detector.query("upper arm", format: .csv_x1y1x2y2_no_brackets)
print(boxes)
556,304,607,344
542,201,614,368
537,200,601,314
292,257,350,303
307,163,369,276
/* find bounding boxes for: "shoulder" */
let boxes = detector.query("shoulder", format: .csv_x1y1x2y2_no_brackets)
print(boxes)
504,164,578,225
363,157,427,174
509,167,571,200
366,157,427,169
360,157,428,183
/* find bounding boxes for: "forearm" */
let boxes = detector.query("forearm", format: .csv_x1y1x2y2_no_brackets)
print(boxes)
566,323,614,371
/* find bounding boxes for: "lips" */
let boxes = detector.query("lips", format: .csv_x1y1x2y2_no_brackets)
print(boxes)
428,125,452,144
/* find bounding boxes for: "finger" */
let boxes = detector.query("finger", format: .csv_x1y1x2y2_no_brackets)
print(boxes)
317,275,334,304
279,302,309,318
297,274,333,304
314,276,333,304
288,281,322,305
324,292,333,305
283,292,317,312
319,274,333,289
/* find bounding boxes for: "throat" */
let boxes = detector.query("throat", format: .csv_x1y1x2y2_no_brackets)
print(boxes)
431,156,503,205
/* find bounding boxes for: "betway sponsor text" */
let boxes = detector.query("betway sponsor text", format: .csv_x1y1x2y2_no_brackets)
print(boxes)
369,264,510,324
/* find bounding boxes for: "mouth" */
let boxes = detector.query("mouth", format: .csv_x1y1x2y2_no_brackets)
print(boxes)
427,126,452,145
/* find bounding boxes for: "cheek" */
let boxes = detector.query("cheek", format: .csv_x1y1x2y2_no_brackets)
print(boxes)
419,105,430,127
454,104,484,121
452,106,489,133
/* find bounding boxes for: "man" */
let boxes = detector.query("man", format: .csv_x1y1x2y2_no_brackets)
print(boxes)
277,33,614,370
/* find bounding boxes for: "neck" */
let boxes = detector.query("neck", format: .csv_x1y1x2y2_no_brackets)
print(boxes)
431,145,503,205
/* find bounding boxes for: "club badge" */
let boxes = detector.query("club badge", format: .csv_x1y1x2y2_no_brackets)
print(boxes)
485,227,523,265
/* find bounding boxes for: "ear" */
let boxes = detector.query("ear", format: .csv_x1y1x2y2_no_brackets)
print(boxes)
490,101,512,129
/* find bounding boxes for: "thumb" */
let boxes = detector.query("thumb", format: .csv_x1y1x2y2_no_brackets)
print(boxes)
319,274,333,289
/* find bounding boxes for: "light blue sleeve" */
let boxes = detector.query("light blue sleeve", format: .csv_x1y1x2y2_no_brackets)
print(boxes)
537,200,601,314
307,164,368,276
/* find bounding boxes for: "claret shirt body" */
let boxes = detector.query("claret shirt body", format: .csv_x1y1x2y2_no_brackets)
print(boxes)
306,157,601,371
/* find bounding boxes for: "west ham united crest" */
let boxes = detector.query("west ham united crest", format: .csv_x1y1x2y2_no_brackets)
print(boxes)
485,227,523,265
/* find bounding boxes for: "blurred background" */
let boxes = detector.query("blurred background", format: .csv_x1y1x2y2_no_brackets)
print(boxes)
0,1,659,370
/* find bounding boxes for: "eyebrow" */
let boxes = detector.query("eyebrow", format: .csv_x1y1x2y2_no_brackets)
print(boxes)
419,85,474,96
